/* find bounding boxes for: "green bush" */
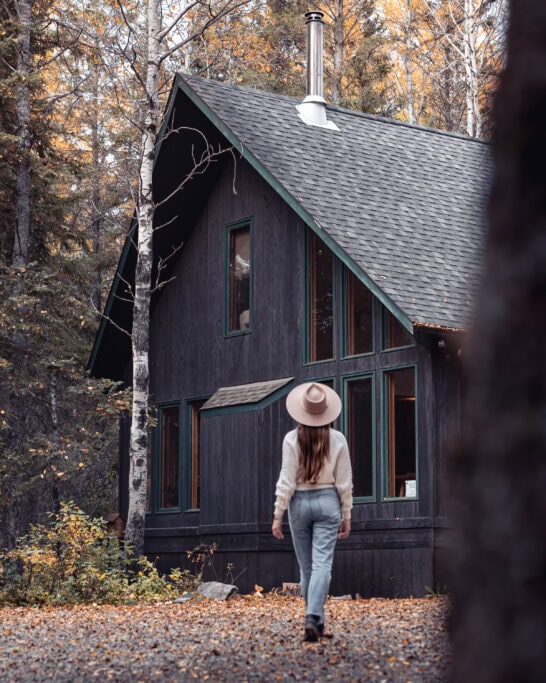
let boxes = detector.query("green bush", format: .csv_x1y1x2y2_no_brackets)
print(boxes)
0,501,199,606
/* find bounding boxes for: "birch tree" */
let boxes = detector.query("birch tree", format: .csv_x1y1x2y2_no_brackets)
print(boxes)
112,0,248,558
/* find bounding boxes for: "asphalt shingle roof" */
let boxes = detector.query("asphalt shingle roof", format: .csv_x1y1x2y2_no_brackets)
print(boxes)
201,378,294,411
180,75,492,330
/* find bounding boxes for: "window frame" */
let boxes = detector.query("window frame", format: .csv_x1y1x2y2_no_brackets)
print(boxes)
343,371,377,503
305,229,336,365
381,305,415,352
156,401,182,513
185,398,207,512
225,218,253,337
342,267,375,359
380,364,419,501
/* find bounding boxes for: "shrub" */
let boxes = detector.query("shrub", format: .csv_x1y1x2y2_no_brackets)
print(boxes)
0,501,199,606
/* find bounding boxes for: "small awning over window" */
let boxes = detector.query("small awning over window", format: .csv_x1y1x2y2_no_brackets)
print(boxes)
201,377,294,413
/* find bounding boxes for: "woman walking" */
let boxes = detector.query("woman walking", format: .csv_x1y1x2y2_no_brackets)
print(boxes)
272,382,353,642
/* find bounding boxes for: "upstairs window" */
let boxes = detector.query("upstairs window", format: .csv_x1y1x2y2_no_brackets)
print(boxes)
345,270,373,356
159,405,180,509
308,231,334,362
227,221,251,334
383,307,413,349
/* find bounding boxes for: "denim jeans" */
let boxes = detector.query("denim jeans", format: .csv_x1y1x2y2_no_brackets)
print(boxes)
288,488,342,625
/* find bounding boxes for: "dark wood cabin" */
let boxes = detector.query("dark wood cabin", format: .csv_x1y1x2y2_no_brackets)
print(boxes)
89,74,490,598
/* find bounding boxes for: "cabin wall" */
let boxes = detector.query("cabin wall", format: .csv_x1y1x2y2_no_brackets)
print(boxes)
139,158,456,597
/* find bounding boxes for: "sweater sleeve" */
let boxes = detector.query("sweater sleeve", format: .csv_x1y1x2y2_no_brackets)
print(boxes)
334,434,353,520
273,433,298,519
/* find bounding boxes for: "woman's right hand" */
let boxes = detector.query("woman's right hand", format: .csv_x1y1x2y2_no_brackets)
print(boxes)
338,518,351,539
272,517,284,539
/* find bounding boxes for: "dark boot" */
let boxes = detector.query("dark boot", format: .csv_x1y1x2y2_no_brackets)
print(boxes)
303,614,320,642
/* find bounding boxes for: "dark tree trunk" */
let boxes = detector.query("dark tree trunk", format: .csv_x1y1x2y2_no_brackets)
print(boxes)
451,3,546,682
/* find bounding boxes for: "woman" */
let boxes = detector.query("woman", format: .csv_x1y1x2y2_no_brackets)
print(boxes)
272,382,353,642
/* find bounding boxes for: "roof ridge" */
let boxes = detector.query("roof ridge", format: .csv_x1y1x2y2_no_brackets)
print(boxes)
179,72,490,147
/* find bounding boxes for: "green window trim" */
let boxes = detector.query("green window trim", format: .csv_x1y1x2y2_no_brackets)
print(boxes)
342,267,375,359
156,402,182,513
343,372,377,503
380,364,419,502
225,218,253,337
304,228,336,365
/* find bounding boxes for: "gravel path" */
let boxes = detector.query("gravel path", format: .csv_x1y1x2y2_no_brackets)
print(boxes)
0,596,450,682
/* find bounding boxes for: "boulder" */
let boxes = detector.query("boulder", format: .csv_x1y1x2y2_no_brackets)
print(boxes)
197,581,238,600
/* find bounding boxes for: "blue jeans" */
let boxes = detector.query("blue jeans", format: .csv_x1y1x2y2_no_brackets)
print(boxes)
288,488,342,625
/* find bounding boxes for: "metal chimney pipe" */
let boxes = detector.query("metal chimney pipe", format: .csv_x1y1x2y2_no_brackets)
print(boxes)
296,10,339,130
306,11,324,100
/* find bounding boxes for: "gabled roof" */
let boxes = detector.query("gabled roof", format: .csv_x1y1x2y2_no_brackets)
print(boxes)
179,75,491,332
89,74,491,379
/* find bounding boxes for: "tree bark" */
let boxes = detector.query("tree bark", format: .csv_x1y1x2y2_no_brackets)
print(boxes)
451,2,546,680
12,0,33,267
124,0,160,559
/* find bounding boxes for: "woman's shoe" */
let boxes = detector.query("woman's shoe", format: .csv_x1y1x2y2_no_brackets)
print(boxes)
303,615,320,642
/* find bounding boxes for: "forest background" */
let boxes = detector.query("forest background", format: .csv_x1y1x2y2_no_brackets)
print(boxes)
0,0,506,548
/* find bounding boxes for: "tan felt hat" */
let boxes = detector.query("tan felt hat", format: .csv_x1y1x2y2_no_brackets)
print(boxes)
286,382,342,427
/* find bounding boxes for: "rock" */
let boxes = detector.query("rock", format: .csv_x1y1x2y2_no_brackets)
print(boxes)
173,594,193,604
197,581,238,600
332,594,353,600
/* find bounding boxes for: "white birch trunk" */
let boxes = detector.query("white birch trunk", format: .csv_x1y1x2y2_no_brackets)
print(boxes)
12,0,33,267
404,0,416,125
125,0,161,559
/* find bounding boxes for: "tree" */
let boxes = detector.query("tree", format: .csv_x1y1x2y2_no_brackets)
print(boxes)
451,2,546,680
108,0,248,558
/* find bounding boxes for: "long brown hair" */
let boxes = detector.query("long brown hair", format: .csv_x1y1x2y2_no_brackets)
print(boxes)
297,424,331,484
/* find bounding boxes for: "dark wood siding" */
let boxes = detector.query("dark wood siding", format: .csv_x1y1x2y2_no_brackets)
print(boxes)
140,157,459,597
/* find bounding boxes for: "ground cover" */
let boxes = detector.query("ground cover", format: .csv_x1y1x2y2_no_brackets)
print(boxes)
0,595,450,681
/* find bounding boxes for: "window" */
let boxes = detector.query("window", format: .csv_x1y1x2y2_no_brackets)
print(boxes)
227,222,251,333
308,231,334,361
159,405,180,509
346,376,374,498
345,270,373,356
383,307,413,349
189,400,206,509
385,367,416,498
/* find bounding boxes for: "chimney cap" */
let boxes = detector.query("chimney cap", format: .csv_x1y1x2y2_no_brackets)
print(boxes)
305,10,324,23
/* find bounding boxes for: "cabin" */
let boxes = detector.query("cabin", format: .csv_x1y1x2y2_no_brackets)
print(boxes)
88,13,490,597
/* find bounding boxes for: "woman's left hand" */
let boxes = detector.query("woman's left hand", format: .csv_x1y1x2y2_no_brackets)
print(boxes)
272,517,284,539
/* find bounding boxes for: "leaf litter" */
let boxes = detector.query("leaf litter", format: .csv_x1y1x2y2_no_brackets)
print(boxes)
0,595,450,681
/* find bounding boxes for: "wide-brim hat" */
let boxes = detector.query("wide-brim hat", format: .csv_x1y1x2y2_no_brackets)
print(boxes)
286,382,342,427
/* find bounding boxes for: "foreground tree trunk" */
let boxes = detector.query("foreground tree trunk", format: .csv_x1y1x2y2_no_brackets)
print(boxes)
124,0,160,559
451,3,546,681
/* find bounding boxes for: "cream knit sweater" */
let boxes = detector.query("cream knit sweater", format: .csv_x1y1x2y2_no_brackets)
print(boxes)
273,428,353,521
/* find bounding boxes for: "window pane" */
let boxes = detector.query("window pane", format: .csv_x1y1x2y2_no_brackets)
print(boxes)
160,406,179,508
309,232,333,361
347,377,373,498
386,368,416,498
346,270,373,355
384,307,413,349
190,400,206,509
228,226,250,332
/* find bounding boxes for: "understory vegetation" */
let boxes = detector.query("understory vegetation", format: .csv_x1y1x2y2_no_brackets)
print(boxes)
0,501,205,606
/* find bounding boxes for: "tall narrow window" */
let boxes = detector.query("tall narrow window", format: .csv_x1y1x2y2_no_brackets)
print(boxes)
159,405,180,509
309,231,334,361
385,367,416,498
346,270,373,356
383,307,413,349
227,223,251,333
189,400,206,509
346,376,374,498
